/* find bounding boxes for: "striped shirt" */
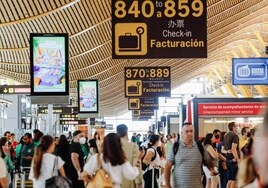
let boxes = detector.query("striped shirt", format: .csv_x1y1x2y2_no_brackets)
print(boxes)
166,141,209,188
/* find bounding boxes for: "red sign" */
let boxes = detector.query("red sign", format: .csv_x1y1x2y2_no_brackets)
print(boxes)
198,102,267,116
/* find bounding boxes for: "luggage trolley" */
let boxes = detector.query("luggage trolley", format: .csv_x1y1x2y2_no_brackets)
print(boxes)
13,167,33,188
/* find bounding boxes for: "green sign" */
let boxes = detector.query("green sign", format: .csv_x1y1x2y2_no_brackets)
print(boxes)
0,85,30,94
112,0,207,58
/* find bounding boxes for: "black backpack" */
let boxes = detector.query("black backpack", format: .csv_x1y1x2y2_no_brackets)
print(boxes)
141,147,156,171
173,140,204,156
173,140,213,169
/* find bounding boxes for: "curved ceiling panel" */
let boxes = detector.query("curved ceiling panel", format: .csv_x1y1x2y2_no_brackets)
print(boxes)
0,0,267,116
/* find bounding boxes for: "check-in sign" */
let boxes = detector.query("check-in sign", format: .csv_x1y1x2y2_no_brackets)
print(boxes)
128,97,159,110
232,58,268,85
125,67,171,98
133,109,154,116
112,0,207,58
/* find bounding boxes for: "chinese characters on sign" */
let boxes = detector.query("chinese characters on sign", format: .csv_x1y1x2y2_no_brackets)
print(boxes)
112,0,207,58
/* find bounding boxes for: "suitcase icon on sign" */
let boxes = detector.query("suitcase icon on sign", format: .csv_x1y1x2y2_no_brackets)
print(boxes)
130,99,140,109
127,82,141,94
128,85,139,94
119,33,138,49
130,101,138,108
119,26,145,52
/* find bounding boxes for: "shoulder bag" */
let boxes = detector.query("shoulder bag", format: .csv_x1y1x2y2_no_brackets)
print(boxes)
86,154,113,188
45,156,72,188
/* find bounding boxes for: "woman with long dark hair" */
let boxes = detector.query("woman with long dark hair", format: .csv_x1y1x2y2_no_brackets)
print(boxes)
0,137,14,187
143,134,161,188
202,133,223,188
29,135,65,188
88,131,101,154
82,133,139,188
0,149,8,188
216,131,227,188
55,134,69,172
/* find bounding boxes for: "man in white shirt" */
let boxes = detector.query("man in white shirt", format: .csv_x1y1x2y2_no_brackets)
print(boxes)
0,157,8,188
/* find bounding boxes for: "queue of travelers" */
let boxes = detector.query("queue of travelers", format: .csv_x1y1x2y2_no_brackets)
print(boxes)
0,106,268,188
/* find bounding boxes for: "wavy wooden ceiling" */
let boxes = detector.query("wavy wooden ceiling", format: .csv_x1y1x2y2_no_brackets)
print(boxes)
0,0,268,116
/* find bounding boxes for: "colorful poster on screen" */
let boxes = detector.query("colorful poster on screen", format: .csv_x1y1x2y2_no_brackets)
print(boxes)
78,80,99,113
32,36,66,93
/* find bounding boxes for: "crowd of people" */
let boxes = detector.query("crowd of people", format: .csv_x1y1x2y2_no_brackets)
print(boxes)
0,107,267,188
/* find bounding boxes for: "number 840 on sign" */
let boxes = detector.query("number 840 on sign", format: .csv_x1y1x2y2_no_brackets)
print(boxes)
114,0,204,19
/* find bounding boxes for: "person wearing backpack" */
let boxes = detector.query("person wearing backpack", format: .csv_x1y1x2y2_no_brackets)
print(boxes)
142,134,161,188
164,122,217,188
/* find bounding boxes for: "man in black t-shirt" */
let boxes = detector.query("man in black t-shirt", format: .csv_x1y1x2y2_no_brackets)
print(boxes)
67,130,85,188
223,122,240,188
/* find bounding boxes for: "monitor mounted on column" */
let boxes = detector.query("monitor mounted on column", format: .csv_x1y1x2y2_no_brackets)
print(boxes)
30,33,69,96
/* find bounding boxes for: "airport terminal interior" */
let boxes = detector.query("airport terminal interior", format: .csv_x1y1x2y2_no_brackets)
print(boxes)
0,0,268,188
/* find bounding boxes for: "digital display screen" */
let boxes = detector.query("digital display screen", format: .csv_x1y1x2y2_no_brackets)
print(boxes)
78,80,99,113
30,33,69,95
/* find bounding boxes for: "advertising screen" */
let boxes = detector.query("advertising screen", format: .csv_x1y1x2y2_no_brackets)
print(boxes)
78,80,99,113
30,33,69,95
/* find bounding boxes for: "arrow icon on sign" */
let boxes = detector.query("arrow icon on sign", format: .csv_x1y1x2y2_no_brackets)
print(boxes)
3,88,8,93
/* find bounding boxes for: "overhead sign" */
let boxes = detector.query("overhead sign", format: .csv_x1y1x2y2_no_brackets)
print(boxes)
132,109,154,117
91,121,106,128
38,107,78,114
132,109,153,121
198,102,267,116
59,114,86,121
59,119,87,125
0,85,30,94
125,67,171,97
112,0,207,58
128,97,159,110
105,124,114,130
132,116,150,121
232,58,268,85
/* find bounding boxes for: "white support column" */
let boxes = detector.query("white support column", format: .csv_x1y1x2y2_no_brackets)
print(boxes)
47,104,53,135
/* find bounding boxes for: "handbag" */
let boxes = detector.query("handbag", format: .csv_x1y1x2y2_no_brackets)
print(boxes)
86,154,113,188
221,161,227,170
45,156,72,188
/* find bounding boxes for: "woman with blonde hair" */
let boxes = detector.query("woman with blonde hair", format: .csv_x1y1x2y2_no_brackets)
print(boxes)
29,135,65,188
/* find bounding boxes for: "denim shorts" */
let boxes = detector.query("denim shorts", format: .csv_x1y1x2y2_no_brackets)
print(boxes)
226,158,238,181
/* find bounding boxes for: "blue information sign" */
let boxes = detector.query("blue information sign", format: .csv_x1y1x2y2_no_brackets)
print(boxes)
232,58,268,85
